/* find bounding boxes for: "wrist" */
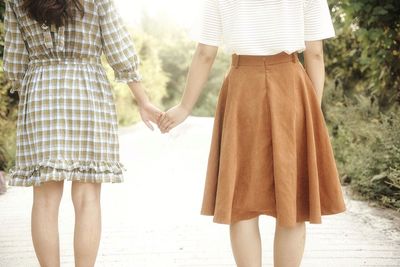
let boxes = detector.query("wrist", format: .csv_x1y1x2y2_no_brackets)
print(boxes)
179,102,192,115
136,98,150,107
128,82,150,107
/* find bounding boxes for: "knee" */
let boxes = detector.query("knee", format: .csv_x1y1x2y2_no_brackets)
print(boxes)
71,183,101,211
33,182,63,211
276,222,306,234
33,195,62,211
230,217,260,235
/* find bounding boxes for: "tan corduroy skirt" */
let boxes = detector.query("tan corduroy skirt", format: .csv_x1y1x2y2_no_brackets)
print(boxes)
201,52,346,227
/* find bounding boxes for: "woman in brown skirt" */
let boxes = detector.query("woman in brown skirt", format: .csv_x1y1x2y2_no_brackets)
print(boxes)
159,0,346,266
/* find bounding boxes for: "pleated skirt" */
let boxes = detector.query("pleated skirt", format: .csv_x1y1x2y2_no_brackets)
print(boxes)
201,52,346,227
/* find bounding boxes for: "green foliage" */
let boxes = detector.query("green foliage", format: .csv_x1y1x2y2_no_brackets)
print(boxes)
158,32,194,108
143,13,231,117
0,1,18,171
0,69,17,172
193,52,230,116
324,79,400,209
326,0,400,107
159,38,230,116
323,0,400,209
106,29,168,126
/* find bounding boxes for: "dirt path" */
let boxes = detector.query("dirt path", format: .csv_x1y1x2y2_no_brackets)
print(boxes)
1,117,399,267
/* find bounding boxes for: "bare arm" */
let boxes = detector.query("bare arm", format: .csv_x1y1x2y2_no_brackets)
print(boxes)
159,44,219,132
303,40,326,105
128,82,162,131
128,82,150,105
181,44,219,111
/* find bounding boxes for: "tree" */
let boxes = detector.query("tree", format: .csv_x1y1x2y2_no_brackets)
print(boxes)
326,0,400,108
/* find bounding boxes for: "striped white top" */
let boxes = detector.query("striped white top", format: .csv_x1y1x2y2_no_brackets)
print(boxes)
196,0,335,55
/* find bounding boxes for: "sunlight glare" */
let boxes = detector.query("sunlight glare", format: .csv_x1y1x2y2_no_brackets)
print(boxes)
115,0,202,28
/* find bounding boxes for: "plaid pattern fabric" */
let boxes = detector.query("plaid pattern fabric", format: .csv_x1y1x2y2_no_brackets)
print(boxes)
3,0,141,186
3,0,29,92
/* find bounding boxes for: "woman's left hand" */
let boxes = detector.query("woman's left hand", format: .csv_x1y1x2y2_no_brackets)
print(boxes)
138,101,163,131
158,104,190,133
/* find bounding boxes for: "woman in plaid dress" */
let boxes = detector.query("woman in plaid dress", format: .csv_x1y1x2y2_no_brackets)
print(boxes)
3,0,161,265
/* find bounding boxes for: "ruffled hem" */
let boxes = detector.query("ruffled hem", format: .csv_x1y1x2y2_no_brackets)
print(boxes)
8,160,126,187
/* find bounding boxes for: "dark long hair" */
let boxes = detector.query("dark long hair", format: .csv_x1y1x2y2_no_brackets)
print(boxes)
22,0,84,27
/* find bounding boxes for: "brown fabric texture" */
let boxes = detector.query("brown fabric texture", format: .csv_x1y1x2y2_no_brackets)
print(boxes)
201,52,346,227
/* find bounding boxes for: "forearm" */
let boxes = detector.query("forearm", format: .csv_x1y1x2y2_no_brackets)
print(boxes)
127,81,150,106
304,41,326,105
180,44,218,112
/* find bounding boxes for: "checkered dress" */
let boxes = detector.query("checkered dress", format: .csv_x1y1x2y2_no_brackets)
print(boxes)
3,0,141,186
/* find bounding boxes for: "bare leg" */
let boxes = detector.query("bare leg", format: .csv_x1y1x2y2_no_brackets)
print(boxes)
71,182,102,267
274,222,306,267
230,217,262,267
32,181,64,267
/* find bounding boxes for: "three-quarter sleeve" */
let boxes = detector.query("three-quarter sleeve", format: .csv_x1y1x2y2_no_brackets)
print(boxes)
3,0,29,93
304,0,335,41
97,0,141,82
196,0,222,46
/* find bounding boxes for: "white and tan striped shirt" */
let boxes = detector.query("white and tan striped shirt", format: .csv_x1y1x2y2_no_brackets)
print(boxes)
196,0,335,55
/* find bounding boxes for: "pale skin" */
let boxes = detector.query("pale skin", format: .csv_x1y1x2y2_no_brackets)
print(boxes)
158,41,326,266
31,82,161,267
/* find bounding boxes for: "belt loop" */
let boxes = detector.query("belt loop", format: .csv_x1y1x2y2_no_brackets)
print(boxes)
233,54,240,68
291,53,297,63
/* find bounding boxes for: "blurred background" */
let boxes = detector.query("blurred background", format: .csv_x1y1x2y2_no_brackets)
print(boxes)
0,0,399,219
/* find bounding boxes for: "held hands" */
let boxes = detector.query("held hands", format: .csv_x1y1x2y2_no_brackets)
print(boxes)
136,44,216,133
138,102,190,133
134,44,214,133
128,82,163,131
157,104,190,133
130,82,189,132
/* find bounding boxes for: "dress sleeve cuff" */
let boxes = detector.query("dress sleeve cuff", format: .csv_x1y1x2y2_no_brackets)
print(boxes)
114,69,142,83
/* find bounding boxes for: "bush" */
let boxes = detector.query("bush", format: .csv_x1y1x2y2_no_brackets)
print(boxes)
324,81,400,210
0,1,18,171
326,0,400,107
0,61,17,172
323,0,400,210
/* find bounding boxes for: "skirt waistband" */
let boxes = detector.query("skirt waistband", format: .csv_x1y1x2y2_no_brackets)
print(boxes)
28,57,102,66
231,52,298,67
